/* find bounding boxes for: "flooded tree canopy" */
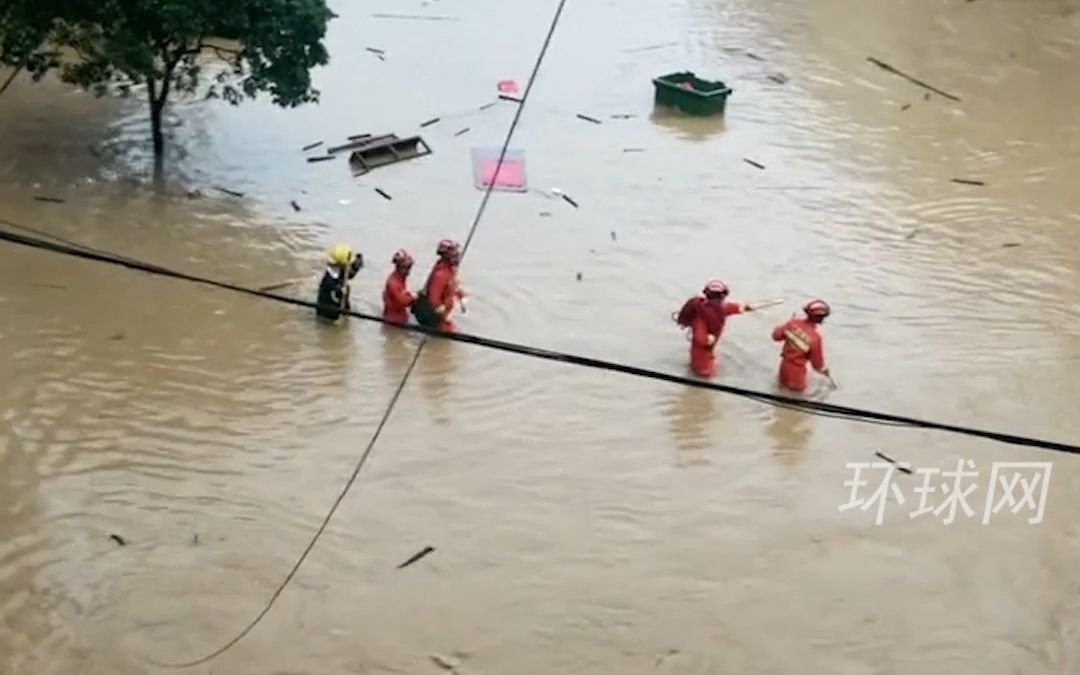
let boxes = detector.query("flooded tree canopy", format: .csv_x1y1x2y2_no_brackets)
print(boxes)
0,0,334,158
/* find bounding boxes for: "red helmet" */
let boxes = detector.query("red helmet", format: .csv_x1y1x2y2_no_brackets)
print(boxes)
703,279,729,298
804,299,831,320
436,239,461,261
392,248,413,269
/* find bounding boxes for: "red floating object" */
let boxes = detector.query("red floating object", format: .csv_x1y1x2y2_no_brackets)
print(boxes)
471,148,527,192
497,79,519,93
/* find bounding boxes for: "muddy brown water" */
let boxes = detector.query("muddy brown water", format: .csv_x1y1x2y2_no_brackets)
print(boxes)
2,0,1080,673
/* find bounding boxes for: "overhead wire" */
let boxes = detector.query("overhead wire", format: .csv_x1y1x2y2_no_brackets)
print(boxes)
1,223,1077,456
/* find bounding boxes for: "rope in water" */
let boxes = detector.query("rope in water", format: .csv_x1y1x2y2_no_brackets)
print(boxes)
2,221,1077,456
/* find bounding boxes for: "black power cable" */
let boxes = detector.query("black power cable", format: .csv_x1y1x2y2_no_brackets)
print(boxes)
2,222,1077,455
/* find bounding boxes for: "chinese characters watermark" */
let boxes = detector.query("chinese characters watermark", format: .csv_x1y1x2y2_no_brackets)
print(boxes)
838,458,1051,525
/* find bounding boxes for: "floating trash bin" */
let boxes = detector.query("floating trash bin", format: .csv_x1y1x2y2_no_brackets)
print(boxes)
652,71,733,116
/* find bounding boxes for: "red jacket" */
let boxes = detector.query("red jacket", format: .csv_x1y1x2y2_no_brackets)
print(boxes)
772,317,825,371
427,261,463,318
691,300,746,349
382,270,414,325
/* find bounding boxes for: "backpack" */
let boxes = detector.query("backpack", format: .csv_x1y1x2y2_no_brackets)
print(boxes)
410,269,440,327
673,296,702,328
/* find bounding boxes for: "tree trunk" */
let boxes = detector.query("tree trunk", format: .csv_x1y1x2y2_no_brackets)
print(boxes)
148,78,165,160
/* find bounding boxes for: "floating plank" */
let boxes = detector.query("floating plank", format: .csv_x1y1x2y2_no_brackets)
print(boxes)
328,134,397,155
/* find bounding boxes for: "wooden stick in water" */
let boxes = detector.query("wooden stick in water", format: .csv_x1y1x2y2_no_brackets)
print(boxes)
257,278,306,293
748,298,784,311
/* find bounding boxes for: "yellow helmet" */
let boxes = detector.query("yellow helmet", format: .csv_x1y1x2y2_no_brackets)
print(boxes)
328,243,353,266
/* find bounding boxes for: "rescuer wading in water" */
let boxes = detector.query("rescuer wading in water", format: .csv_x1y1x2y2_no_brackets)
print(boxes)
382,248,416,326
771,299,832,392
673,280,756,378
316,243,364,321
412,239,467,332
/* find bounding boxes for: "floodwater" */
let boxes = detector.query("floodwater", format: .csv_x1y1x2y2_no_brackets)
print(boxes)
2,0,1080,672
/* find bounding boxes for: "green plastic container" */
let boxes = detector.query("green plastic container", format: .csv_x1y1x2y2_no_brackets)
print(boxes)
652,71,733,116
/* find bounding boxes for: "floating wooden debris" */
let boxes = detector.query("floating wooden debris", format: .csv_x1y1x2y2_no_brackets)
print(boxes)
498,94,523,104
478,101,498,111
561,194,579,208
1001,242,1021,248
623,147,645,153
623,41,678,54
290,200,301,212
874,451,913,474
610,113,636,119
745,51,766,61
329,134,397,155
951,178,985,186
307,155,335,164
33,196,65,203
430,654,464,675
365,47,386,55
576,113,602,124
371,13,460,21
397,545,435,569
214,186,245,198
767,73,789,84
347,133,373,141
374,187,392,200
867,57,962,102
743,158,766,170
454,127,471,137
109,534,127,546
258,278,304,292
900,103,912,111
302,141,324,152
610,231,616,241
420,117,441,128
349,135,432,176
575,272,583,281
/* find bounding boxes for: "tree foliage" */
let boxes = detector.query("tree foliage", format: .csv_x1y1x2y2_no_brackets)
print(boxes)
1,0,334,157
0,0,66,91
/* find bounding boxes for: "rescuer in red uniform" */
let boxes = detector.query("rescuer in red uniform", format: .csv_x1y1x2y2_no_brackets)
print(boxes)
771,299,832,392
382,248,415,326
674,280,754,378
415,239,466,333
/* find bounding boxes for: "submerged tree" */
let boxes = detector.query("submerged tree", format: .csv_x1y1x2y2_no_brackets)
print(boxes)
2,0,334,159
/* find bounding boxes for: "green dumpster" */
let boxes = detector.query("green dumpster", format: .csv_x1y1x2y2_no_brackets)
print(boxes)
652,71,733,116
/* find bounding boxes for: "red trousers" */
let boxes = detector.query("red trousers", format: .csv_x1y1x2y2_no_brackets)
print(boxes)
778,360,808,392
690,345,716,378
